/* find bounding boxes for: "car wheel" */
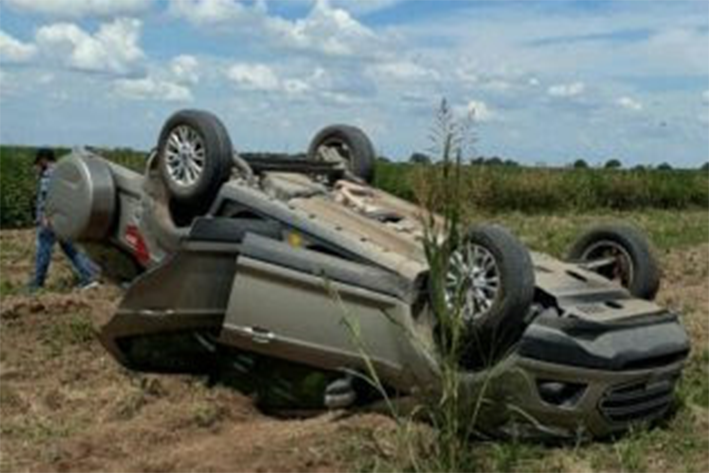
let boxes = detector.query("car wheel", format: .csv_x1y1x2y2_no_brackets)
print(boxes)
568,224,660,300
157,109,233,206
307,124,376,183
439,224,535,369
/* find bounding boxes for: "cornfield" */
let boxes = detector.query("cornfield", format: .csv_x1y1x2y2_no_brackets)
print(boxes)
1,145,707,229
375,162,709,214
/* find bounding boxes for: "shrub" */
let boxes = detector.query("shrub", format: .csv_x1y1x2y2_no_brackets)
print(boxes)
0,146,39,228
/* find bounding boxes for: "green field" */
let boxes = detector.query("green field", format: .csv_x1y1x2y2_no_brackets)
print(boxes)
1,145,707,228
374,162,709,213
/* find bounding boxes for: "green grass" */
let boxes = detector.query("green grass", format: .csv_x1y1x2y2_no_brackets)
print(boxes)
0,416,77,443
678,349,709,409
351,348,709,473
0,278,20,297
472,208,709,256
39,312,96,356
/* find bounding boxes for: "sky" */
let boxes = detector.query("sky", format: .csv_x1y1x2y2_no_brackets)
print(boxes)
0,0,707,167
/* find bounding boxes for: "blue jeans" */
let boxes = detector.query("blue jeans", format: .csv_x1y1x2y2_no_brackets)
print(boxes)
31,225,96,288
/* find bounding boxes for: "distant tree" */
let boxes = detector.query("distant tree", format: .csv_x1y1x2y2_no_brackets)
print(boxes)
487,156,504,166
504,159,519,167
657,162,673,171
604,158,622,169
470,156,486,166
572,159,589,169
632,164,647,171
409,152,432,165
377,156,391,163
700,162,709,172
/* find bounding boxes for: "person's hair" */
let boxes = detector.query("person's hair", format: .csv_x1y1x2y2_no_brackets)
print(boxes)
34,147,56,164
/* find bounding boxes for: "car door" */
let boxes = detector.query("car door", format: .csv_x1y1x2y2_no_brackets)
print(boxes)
219,233,418,388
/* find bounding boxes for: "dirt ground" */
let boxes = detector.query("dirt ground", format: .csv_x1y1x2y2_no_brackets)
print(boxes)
0,230,395,472
0,228,707,472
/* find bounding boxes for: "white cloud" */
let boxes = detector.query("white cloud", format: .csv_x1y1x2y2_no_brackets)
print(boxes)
702,90,709,105
268,0,381,58
466,99,495,122
115,54,198,102
0,0,152,18
35,18,144,74
168,0,248,25
286,0,405,15
171,0,385,59
370,61,438,81
329,0,403,15
226,63,281,91
282,78,311,94
547,81,585,98
640,27,709,75
224,62,366,105
38,72,55,84
0,30,37,62
617,96,643,112
699,113,708,125
114,76,192,102
170,54,199,84
320,90,358,105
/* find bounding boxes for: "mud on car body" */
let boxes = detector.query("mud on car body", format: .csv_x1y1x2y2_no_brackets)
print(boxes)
46,109,690,440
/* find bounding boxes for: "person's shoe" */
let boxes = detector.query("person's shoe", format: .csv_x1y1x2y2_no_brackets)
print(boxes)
78,280,100,291
22,284,42,295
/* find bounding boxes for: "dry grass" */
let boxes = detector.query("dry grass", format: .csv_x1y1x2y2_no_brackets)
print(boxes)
1,208,707,472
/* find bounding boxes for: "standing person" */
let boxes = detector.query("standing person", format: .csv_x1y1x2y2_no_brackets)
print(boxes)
28,148,99,292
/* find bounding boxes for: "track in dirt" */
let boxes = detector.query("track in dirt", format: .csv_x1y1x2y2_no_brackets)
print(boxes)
1,229,707,472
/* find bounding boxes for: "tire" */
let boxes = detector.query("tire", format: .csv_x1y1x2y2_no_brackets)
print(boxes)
567,224,660,300
157,110,233,206
437,224,535,369
307,124,376,183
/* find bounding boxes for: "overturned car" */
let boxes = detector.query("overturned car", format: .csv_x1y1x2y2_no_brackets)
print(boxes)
46,109,690,439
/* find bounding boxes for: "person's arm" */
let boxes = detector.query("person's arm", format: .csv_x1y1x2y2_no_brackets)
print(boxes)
36,169,51,227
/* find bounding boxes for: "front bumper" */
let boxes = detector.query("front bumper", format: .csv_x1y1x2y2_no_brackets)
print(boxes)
467,312,690,439
494,355,685,439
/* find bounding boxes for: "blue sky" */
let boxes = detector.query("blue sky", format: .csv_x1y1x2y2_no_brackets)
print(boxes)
0,0,707,166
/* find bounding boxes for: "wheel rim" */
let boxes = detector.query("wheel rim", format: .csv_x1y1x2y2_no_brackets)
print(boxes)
315,138,352,169
444,243,501,322
580,240,634,288
164,125,206,188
